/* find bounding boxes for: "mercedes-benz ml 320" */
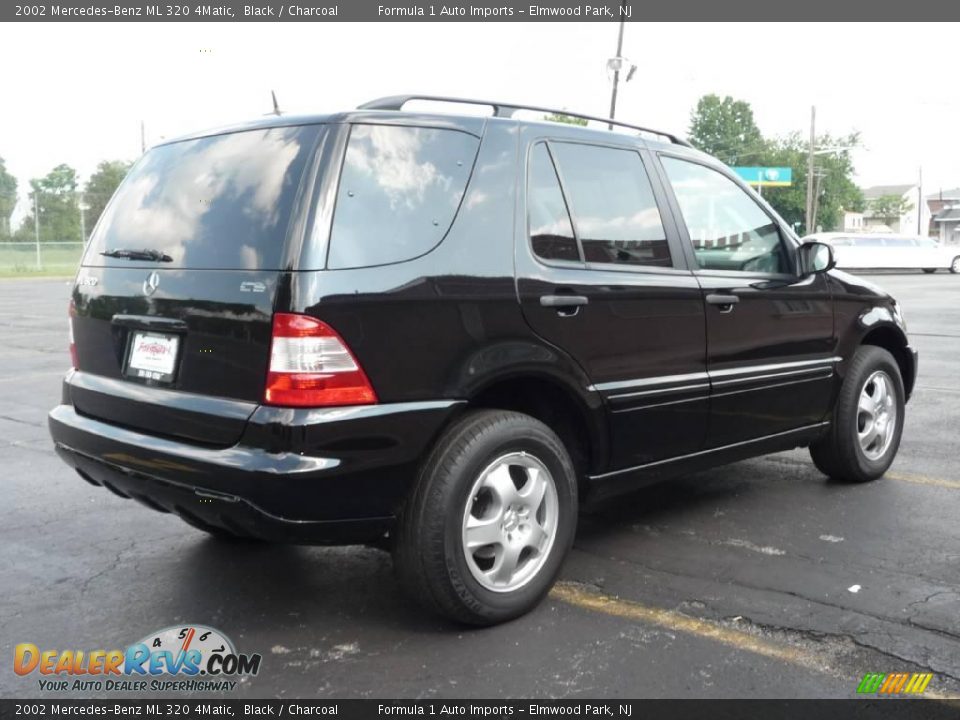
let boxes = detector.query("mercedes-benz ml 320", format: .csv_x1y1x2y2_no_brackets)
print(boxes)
49,96,917,624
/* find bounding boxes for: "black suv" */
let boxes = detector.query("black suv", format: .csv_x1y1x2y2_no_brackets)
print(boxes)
49,95,917,625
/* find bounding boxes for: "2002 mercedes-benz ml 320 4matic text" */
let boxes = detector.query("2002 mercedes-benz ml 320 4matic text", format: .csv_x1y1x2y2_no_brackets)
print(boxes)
49,96,918,625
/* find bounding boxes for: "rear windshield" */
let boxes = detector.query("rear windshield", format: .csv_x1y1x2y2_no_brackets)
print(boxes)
84,125,322,270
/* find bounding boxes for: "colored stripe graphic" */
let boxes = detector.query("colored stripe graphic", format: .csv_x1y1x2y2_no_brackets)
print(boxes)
857,672,933,694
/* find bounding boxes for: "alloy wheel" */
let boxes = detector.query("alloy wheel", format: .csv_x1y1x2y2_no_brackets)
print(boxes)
461,452,559,593
857,370,897,461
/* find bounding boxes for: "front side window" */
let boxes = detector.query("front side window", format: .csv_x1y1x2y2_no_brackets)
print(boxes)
528,143,579,262
550,143,671,267
327,124,479,269
661,157,789,274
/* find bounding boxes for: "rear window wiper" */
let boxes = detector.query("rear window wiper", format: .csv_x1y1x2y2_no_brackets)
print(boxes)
100,248,173,262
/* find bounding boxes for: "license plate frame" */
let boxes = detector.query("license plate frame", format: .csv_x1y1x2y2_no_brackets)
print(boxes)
123,331,181,384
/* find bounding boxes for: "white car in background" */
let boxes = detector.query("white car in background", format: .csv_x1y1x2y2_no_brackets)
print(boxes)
803,233,960,274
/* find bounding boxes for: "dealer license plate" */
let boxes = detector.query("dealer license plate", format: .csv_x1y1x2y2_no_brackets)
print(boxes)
125,332,180,383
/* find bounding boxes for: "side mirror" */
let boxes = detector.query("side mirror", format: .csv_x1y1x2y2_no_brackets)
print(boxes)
799,241,835,275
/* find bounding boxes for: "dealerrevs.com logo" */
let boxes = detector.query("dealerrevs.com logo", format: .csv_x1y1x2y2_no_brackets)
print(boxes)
14,625,262,693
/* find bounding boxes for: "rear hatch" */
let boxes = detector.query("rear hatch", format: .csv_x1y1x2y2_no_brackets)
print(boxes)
70,123,325,446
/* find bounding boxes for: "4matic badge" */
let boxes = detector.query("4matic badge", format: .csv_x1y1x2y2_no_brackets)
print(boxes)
14,624,262,693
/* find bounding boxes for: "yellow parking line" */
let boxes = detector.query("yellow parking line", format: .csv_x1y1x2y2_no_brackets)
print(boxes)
550,581,958,700
887,472,960,491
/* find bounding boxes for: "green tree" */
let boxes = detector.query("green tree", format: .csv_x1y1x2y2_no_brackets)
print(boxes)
688,94,765,166
868,194,913,225
543,112,588,127
83,160,132,241
0,157,16,240
15,164,81,243
759,132,864,234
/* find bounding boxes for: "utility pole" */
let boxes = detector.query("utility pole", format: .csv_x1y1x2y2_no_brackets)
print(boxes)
140,120,146,154
917,166,923,235
34,193,41,269
79,193,87,244
805,106,816,234
608,6,626,129
811,170,825,233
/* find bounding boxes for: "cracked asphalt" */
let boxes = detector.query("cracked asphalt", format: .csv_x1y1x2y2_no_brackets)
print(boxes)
1,273,959,699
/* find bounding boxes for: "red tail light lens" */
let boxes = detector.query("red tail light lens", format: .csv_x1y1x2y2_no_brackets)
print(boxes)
264,313,377,407
68,299,78,369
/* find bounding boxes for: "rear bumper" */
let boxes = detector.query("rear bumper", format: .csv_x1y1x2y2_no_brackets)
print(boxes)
49,383,464,544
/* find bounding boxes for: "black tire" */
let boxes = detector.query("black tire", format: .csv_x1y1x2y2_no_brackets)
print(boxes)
394,409,577,625
810,346,905,483
922,268,936,274
951,256,960,274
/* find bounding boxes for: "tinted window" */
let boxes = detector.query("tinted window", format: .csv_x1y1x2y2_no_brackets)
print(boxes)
857,237,886,247
830,237,853,246
550,143,670,267
85,126,321,270
661,157,788,274
327,124,479,269
528,144,579,262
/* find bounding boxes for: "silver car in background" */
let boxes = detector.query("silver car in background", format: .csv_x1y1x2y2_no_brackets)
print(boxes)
803,233,960,274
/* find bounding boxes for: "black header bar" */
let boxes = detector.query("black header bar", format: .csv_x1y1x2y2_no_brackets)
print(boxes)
3,0,958,22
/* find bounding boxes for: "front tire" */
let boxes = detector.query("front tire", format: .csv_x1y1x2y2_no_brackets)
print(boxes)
810,346,904,483
394,410,577,625
922,268,936,274
951,256,960,274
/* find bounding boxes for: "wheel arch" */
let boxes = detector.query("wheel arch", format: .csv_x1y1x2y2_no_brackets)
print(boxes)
860,324,916,401
465,371,609,490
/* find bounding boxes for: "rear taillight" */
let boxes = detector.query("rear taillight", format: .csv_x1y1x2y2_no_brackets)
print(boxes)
68,299,78,369
264,313,377,407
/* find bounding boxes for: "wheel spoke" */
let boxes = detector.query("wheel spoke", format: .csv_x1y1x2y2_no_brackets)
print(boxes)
519,466,548,511
859,391,877,416
490,543,523,585
527,519,550,551
859,422,879,449
465,515,503,549
873,375,887,405
483,463,520,507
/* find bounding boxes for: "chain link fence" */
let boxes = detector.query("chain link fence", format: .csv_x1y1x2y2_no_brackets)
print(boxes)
0,241,84,276
0,187,113,276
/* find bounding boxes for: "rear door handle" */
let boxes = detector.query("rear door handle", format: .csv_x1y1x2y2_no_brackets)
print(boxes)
705,293,740,312
540,295,589,308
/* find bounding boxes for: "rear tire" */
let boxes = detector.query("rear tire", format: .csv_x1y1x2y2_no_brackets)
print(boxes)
810,346,904,483
951,256,960,274
394,409,577,625
922,268,936,274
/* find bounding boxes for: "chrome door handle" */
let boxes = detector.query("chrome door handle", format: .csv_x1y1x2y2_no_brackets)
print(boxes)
540,295,589,308
706,294,739,312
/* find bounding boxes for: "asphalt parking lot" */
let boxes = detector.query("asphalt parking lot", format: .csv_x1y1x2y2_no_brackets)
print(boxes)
1,273,959,700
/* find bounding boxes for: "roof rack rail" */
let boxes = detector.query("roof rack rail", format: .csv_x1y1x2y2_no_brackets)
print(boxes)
357,94,693,148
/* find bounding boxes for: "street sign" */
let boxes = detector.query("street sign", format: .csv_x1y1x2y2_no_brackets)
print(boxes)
732,167,793,187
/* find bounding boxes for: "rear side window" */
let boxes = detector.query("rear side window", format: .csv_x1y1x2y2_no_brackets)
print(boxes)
550,143,670,267
327,124,479,269
85,125,322,270
528,144,579,262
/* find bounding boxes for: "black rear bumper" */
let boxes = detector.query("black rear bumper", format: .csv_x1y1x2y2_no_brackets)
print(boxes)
49,377,464,544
